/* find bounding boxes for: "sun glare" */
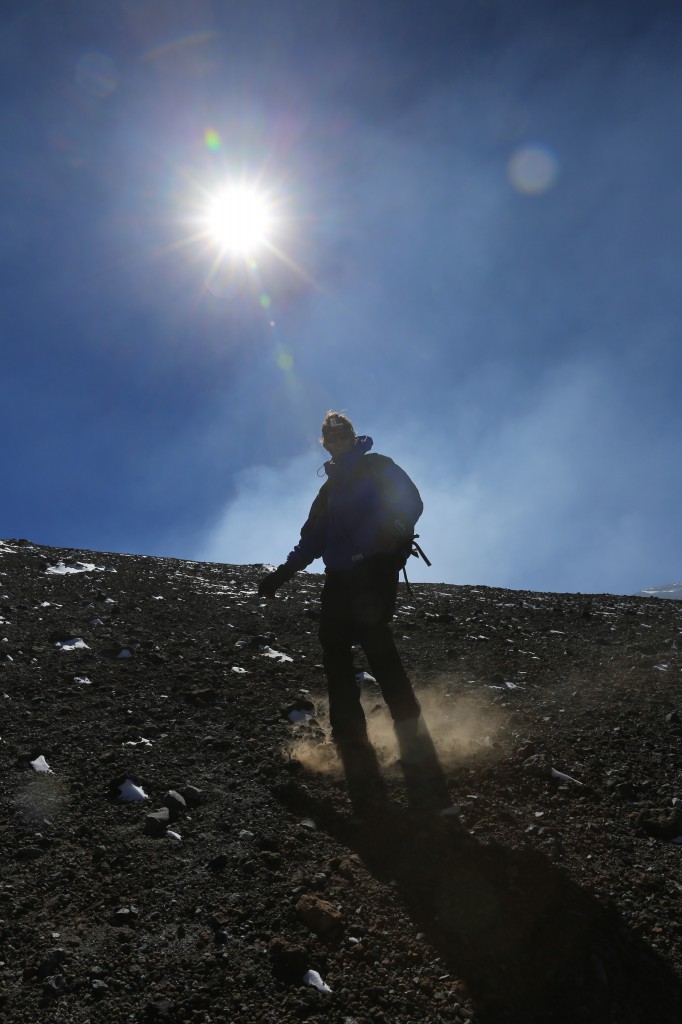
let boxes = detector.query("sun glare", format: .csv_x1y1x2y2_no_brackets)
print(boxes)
177,171,310,293
206,185,272,256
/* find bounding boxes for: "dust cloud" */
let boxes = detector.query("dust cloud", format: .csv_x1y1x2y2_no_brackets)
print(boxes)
284,679,506,775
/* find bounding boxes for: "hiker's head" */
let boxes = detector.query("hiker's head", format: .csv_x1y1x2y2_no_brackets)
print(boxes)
321,411,355,455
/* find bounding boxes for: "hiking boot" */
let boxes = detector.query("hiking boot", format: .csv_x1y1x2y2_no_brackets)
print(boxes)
334,736,389,816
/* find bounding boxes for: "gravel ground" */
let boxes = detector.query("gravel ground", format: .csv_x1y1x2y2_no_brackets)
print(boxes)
1,538,681,1024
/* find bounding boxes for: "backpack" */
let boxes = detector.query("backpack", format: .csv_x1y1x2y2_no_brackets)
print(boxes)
364,453,431,590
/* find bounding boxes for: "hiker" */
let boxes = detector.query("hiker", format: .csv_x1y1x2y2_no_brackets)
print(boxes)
258,411,430,810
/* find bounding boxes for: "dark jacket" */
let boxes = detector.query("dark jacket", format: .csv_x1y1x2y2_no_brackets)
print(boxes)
284,436,423,573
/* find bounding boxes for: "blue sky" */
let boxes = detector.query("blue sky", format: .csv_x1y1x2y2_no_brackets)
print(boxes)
2,0,681,595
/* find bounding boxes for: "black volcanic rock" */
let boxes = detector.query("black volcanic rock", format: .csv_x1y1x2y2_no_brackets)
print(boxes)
0,538,681,1024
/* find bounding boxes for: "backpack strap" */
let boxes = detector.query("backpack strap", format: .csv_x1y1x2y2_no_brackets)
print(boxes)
400,534,431,595
410,535,431,567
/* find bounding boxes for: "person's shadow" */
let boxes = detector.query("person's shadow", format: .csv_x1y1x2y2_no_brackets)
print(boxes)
334,715,453,817
275,724,682,1024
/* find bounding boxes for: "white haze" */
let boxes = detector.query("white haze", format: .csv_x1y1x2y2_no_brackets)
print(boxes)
197,360,678,595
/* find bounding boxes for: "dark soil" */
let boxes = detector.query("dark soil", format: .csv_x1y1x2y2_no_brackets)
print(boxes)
1,538,681,1024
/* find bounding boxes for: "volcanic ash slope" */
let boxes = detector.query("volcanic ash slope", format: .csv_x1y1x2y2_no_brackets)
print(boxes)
1,538,681,1024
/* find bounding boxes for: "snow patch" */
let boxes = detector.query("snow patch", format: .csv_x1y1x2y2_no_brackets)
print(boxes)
355,671,377,684
303,970,332,994
45,561,113,575
551,767,582,785
288,709,312,723
118,779,148,802
635,582,682,601
55,638,89,651
261,647,293,663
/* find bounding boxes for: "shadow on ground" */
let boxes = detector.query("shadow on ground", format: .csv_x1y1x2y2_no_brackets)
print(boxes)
274,775,682,1024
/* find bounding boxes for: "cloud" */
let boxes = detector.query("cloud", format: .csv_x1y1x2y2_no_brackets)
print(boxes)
388,360,678,594
197,451,323,568
196,356,679,596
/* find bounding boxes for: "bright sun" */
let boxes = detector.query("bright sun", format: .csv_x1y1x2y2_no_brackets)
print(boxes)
206,185,272,256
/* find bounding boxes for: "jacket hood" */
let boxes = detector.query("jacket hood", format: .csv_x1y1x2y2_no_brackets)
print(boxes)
323,434,373,475
355,434,373,454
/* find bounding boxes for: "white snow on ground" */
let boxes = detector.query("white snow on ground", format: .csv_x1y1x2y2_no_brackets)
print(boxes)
288,709,312,723
31,755,52,773
261,647,293,663
45,561,112,575
303,970,332,994
55,638,89,651
118,779,148,801
635,582,682,600
551,767,583,785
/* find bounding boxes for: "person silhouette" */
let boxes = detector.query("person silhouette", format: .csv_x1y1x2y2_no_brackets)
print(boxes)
259,412,449,814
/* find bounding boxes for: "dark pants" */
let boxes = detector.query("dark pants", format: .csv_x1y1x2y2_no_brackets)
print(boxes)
318,556,421,743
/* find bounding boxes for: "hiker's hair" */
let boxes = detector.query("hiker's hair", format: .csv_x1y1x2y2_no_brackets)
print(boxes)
320,410,355,444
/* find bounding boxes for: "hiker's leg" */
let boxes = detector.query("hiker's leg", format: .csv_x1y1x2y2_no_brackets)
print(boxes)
393,713,452,810
351,557,421,724
335,733,387,813
360,616,450,810
319,573,368,744
359,620,421,723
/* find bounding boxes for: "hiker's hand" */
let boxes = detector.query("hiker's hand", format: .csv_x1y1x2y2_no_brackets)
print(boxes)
258,565,292,598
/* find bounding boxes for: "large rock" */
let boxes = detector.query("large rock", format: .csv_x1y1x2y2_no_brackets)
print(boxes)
144,808,170,836
162,790,187,820
295,894,343,942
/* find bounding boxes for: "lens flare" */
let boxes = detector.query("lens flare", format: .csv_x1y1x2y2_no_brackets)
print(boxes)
508,143,559,195
204,129,221,151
